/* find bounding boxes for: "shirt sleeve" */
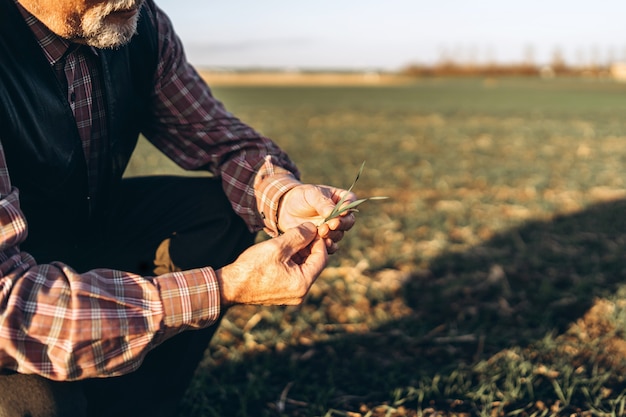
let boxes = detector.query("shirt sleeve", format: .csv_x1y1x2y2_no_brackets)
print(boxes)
141,3,301,236
0,141,222,381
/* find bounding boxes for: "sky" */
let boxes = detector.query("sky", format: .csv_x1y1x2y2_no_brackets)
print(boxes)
156,0,626,71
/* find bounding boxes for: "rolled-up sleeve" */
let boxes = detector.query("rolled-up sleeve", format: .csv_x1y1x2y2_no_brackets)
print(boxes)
141,3,301,236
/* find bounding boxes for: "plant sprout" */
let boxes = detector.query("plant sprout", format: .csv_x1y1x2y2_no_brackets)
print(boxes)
318,161,388,226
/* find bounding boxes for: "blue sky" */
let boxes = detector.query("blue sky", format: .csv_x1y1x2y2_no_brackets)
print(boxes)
156,0,626,71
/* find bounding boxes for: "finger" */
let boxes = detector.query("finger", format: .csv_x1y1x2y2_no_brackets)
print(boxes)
327,187,357,205
277,222,318,259
317,223,330,237
325,212,356,232
308,187,341,220
318,223,344,240
338,212,357,231
324,229,345,243
293,241,315,265
324,238,339,255
300,233,329,278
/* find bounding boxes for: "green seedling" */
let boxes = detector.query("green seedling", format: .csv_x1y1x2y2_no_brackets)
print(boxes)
318,161,388,226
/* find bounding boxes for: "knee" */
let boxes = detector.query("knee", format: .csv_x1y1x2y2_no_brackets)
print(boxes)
0,373,86,417
160,202,256,271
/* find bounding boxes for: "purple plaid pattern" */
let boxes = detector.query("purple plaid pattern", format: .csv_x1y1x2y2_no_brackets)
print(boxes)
0,1,300,380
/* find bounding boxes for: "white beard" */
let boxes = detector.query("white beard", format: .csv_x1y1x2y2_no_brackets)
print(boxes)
80,0,144,49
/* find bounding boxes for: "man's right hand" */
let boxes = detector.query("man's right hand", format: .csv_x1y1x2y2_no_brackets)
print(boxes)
215,222,328,306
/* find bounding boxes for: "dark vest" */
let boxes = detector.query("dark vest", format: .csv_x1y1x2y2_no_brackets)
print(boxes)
0,0,158,256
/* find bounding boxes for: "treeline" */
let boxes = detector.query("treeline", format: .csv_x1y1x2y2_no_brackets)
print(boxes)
400,45,626,78
401,61,615,78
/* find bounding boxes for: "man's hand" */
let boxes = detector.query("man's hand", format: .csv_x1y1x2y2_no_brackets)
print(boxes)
278,184,357,254
215,223,328,306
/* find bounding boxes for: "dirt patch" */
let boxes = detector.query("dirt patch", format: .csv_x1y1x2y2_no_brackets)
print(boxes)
557,298,626,372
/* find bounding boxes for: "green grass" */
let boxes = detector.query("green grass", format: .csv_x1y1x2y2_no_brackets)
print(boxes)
125,77,626,416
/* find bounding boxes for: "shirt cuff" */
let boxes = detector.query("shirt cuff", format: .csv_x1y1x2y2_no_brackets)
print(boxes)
153,267,221,338
254,156,302,237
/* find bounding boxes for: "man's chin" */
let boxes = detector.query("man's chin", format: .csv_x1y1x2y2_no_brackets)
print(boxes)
80,23,138,49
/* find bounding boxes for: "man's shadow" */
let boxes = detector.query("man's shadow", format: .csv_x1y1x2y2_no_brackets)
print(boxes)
401,196,626,358
180,198,626,416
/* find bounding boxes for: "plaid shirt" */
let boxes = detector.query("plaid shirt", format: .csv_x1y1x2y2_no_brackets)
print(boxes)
0,1,301,380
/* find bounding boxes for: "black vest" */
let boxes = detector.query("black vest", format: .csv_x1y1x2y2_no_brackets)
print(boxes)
0,0,158,255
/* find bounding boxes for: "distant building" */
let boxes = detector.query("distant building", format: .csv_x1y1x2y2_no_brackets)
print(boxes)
610,63,626,81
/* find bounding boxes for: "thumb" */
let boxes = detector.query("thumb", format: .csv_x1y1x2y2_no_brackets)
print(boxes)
299,231,329,279
281,223,328,280
276,222,318,257
308,189,337,219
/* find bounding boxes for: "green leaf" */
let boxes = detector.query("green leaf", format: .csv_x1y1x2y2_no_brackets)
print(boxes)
347,161,366,193
318,161,388,226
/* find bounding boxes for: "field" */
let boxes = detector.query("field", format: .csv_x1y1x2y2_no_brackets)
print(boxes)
124,76,626,416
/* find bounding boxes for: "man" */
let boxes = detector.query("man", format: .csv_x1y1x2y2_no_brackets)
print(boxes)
0,0,356,416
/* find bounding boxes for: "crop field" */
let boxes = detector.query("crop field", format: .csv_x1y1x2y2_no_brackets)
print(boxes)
124,77,626,417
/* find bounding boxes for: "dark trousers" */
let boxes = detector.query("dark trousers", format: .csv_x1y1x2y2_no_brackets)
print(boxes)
0,176,256,417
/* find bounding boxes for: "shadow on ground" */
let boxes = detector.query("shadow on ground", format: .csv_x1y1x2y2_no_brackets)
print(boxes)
179,199,626,417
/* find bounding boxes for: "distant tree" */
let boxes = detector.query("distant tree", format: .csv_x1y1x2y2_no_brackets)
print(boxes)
550,47,568,74
606,46,616,66
523,44,535,66
590,44,600,69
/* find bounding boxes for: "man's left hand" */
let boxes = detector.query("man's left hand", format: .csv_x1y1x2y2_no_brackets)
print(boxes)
277,184,357,254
